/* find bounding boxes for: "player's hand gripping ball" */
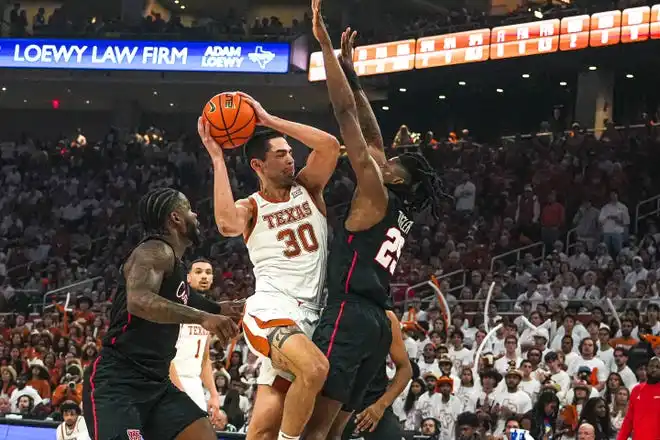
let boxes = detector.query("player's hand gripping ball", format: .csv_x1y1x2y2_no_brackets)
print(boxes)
202,92,256,149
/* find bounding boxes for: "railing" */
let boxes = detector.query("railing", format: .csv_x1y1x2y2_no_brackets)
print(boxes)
396,269,467,309
565,227,579,254
634,194,660,234
489,241,545,272
38,277,104,313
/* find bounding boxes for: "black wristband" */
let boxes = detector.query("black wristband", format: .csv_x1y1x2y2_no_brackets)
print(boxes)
340,60,362,91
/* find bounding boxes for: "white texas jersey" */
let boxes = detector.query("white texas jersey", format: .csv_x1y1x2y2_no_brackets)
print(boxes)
246,183,328,304
56,417,91,440
172,324,211,378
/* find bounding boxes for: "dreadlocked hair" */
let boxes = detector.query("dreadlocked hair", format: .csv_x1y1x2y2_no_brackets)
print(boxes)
138,187,180,234
395,151,449,219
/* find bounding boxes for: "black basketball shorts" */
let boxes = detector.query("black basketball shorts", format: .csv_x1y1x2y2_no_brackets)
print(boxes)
341,407,405,440
82,350,207,440
312,299,392,409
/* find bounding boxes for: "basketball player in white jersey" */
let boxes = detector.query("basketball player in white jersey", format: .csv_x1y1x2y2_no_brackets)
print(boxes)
170,258,220,418
198,97,340,440
57,401,91,440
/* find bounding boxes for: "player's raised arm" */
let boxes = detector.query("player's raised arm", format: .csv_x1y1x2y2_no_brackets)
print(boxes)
338,28,386,167
198,117,254,237
312,0,387,214
125,240,238,342
237,93,340,194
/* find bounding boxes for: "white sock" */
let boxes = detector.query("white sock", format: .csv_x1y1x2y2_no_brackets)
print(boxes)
277,432,300,440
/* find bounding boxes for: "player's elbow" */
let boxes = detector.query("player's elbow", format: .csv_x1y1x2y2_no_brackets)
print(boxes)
214,218,244,238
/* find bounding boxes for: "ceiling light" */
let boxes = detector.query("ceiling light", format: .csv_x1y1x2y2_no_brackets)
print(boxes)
169,102,175,107
382,106,390,111
288,94,294,98
522,73,530,79
458,81,466,86
85,100,90,104
533,10,543,19
23,99,27,103
496,88,504,93
438,95,446,100
588,66,597,71
174,0,179,3
180,5,185,9
301,105,306,110
626,73,634,79
153,91,158,96
399,88,407,92
1,87,5,91
559,81,567,86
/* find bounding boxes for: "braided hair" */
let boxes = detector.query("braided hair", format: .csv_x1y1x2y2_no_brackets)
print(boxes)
392,151,449,219
138,187,181,234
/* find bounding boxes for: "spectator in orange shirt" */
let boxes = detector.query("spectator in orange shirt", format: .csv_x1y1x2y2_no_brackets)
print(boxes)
73,296,95,324
609,319,639,351
43,352,61,389
540,191,565,253
51,363,83,409
26,359,51,399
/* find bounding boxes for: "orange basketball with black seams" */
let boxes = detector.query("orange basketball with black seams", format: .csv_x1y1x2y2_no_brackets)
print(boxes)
202,92,256,149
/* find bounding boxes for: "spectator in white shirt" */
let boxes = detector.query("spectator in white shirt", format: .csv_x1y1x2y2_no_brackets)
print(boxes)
495,335,523,375
568,338,609,392
576,271,601,303
515,280,544,311
568,241,592,271
611,347,638,390
599,190,630,256
448,330,472,374
545,351,571,402
428,376,462,440
547,282,569,311
551,315,589,352
625,256,648,290
417,343,442,378
597,324,615,372
494,366,533,433
519,359,541,402
454,173,476,213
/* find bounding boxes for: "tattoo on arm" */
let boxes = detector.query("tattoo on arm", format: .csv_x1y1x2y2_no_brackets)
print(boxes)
268,326,304,350
125,241,206,325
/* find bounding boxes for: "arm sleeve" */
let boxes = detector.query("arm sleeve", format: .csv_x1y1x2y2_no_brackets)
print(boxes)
187,291,221,315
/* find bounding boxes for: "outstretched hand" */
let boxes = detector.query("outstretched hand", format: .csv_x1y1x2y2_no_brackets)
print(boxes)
339,27,357,71
311,0,329,45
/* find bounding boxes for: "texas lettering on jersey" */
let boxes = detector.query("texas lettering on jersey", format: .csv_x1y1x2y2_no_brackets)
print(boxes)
261,201,313,229
185,325,210,336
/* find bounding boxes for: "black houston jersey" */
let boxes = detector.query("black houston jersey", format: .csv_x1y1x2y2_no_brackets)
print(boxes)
102,236,190,380
326,190,413,308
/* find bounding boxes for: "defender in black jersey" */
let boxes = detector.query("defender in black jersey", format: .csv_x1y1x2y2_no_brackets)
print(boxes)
82,188,238,440
307,9,446,440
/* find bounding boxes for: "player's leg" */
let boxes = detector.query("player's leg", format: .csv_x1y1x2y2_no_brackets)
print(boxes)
246,384,286,440
82,356,144,440
305,302,392,440
327,410,354,440
243,312,329,439
142,382,213,440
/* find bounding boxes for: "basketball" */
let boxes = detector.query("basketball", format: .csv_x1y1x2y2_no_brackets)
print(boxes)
202,92,256,149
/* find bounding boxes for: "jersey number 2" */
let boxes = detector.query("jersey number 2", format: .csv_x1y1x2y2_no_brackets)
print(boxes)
375,227,405,275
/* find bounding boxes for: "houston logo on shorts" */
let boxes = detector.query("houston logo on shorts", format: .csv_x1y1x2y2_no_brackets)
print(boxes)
175,281,189,305
262,202,312,229
126,429,143,440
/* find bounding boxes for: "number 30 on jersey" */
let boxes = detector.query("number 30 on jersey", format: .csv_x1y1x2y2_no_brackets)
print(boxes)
375,227,406,275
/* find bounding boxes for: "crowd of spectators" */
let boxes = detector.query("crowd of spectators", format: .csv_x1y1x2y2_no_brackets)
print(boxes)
1,115,659,439
4,2,312,39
